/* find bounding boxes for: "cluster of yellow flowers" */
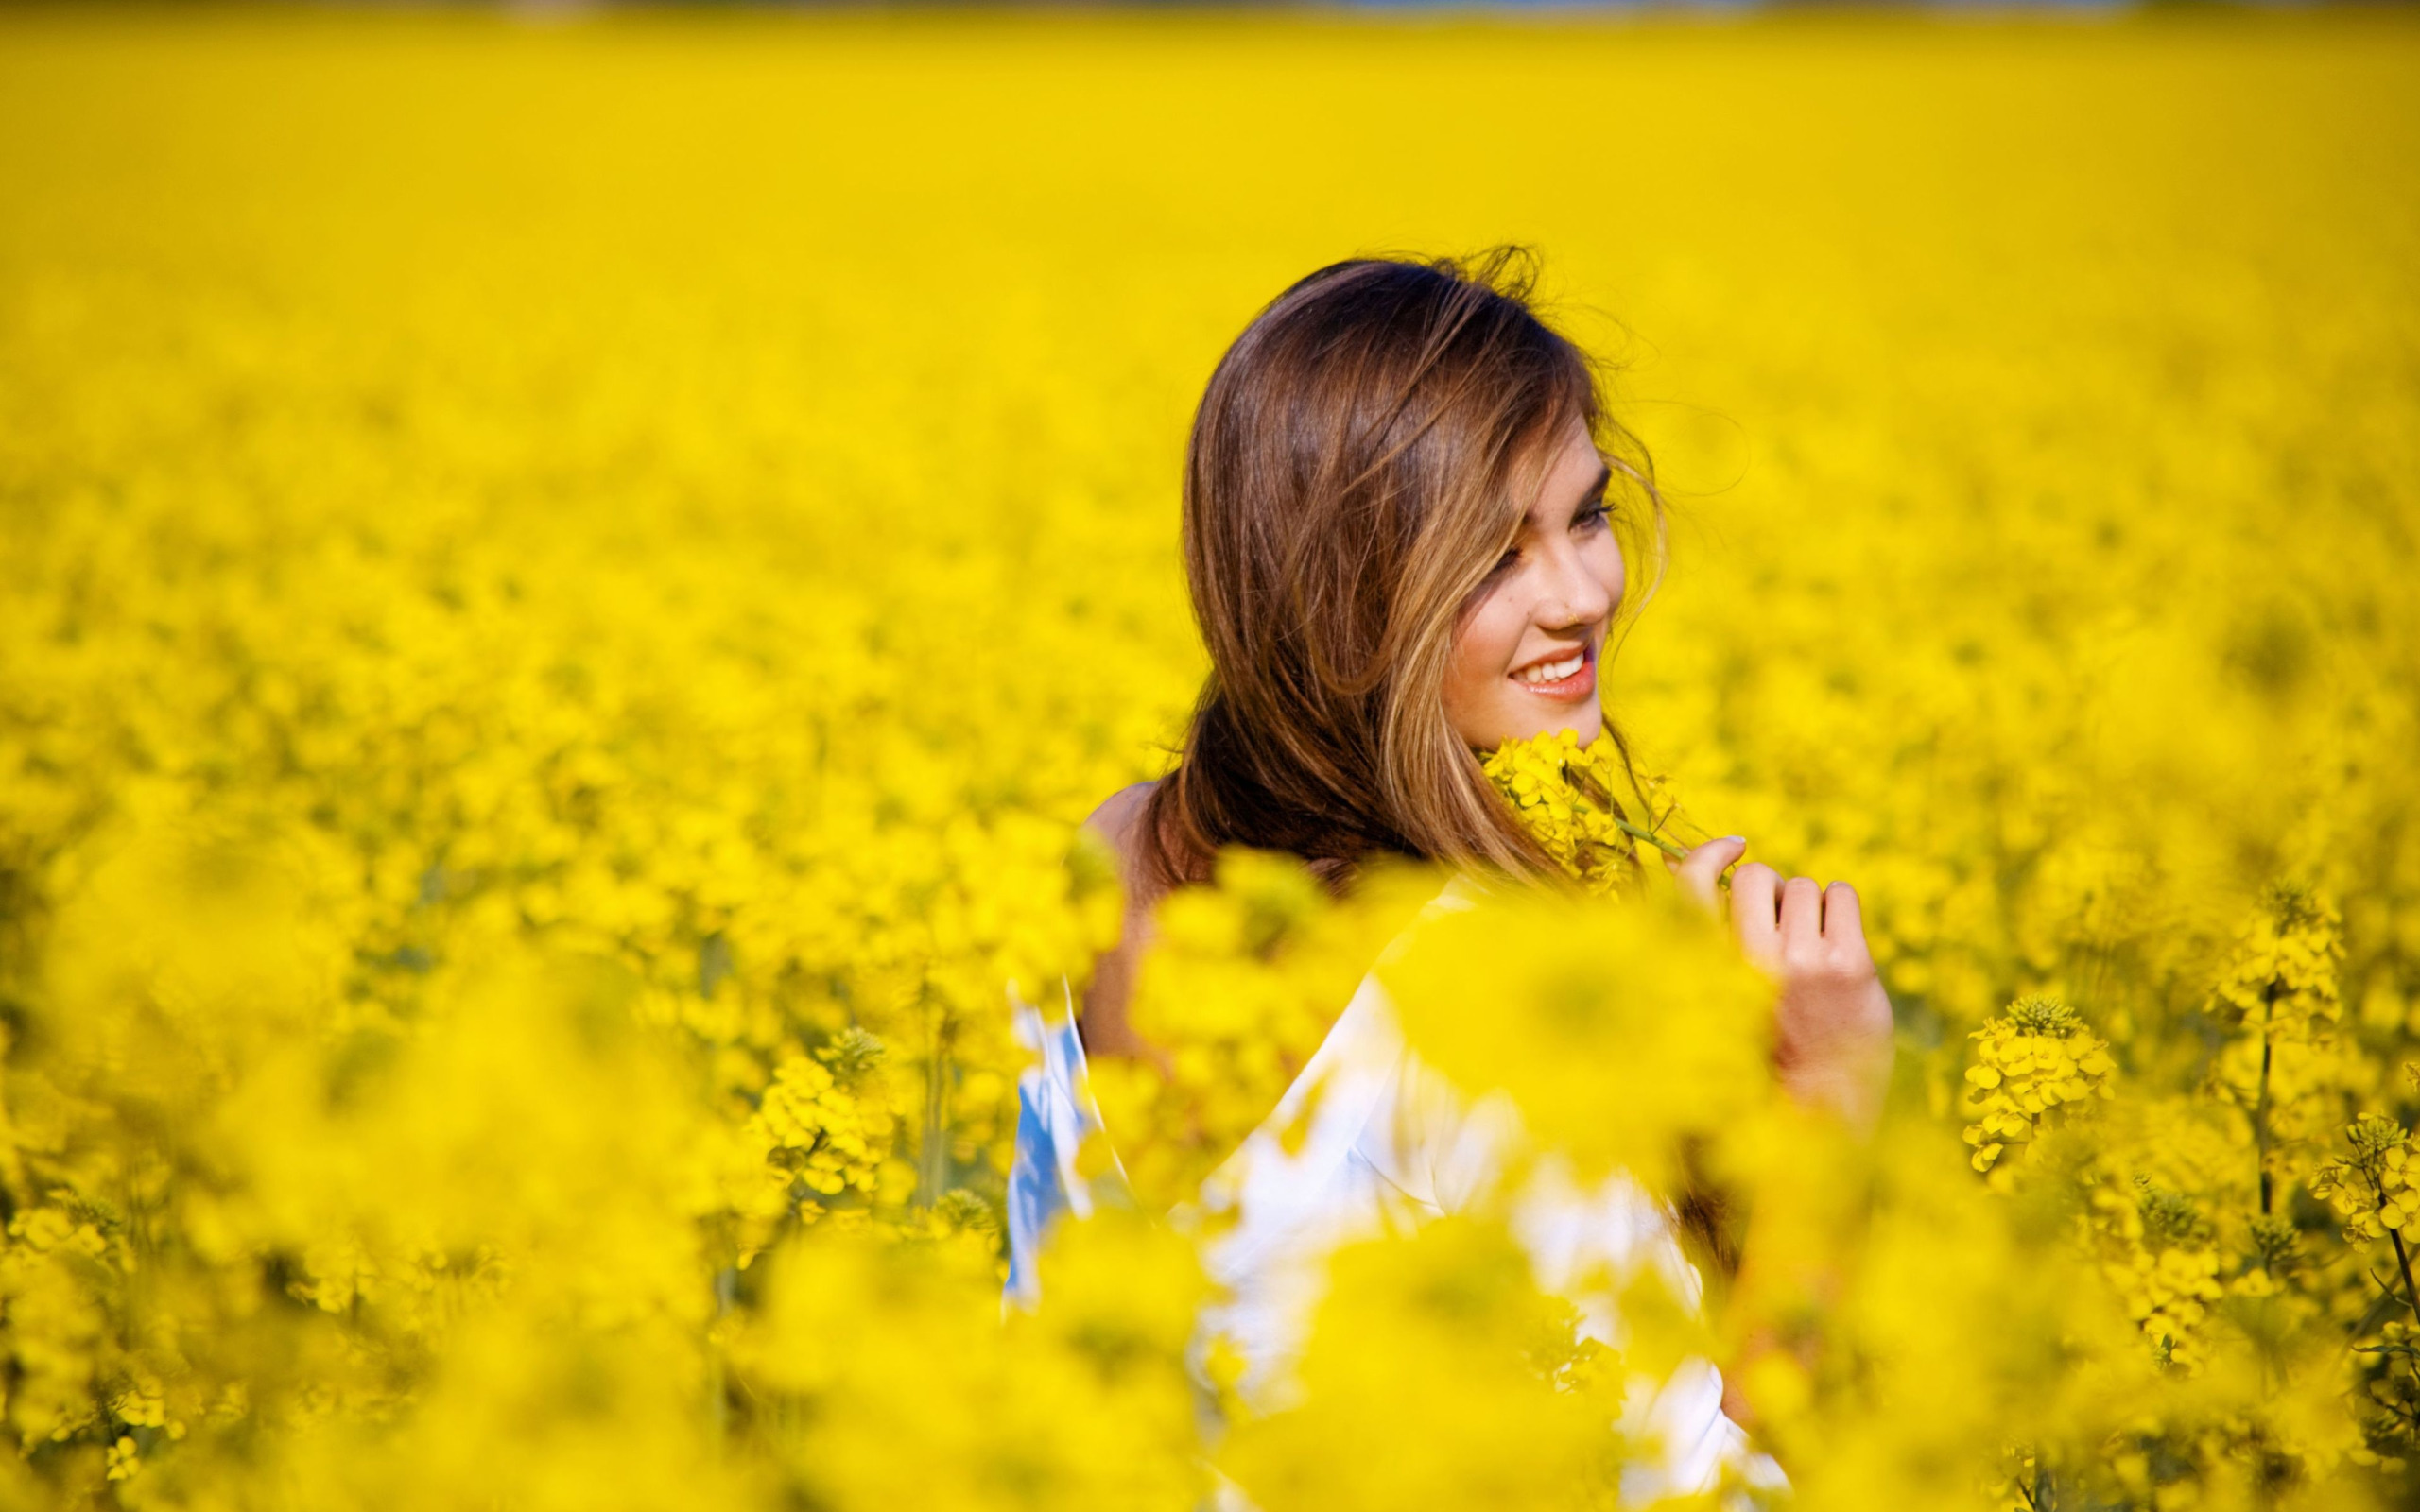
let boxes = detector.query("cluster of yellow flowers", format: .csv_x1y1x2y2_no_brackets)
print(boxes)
2312,1115,2420,1247
1961,995,2118,1177
742,1028,900,1229
1,9,2415,1512
2098,1174,2228,1370
2211,882,2348,1033
1479,729,1692,892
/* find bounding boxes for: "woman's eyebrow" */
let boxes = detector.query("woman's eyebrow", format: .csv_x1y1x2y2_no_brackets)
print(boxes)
1528,465,1613,528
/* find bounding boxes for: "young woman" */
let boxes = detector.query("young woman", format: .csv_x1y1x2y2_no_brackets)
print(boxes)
1007,249,1894,1501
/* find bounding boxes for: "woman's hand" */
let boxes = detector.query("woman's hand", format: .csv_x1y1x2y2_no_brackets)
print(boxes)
1670,837,1895,1133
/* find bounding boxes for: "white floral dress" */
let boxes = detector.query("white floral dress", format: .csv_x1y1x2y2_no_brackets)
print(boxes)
1005,885,1789,1507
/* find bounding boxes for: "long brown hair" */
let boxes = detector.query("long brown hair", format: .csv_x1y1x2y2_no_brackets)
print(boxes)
1138,248,1669,895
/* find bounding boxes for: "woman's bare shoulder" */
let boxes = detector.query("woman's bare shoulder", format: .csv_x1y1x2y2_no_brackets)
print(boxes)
1081,779,1160,878
1075,779,1163,1060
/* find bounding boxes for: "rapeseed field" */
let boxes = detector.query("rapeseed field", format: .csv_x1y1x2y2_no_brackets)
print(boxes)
2,9,2416,1508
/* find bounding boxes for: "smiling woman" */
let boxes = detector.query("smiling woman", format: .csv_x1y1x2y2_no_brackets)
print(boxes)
1068,249,1670,1061
1136,249,1668,900
1006,249,1893,1505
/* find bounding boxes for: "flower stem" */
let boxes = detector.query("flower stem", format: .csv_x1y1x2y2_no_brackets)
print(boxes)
1614,816,1691,861
2254,980,2277,1216
2392,1228,2420,1327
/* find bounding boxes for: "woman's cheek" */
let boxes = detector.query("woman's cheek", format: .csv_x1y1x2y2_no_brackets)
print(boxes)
1442,612,1516,747
1587,533,1626,608
1442,657,1497,747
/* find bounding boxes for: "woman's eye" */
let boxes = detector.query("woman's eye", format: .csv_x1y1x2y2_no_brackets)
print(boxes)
1492,548,1521,576
1574,502,1611,532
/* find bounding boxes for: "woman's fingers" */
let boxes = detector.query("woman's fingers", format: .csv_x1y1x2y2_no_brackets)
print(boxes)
1711,855,1873,978
1780,875,1825,955
1720,861,1894,1131
1668,836,1746,914
1823,880,1863,943
1729,861,1785,974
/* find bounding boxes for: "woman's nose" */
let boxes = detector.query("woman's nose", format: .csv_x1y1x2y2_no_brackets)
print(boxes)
1539,544,1612,628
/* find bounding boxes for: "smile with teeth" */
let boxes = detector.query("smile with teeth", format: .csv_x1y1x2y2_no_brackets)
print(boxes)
1516,653,1584,685
1510,646,1595,701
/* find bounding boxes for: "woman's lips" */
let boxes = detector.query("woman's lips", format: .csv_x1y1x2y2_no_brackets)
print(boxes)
1508,646,1596,704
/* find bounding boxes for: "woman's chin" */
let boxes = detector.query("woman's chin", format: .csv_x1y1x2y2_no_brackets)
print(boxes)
1498,704,1603,748
1560,709,1605,745
1455,696,1605,752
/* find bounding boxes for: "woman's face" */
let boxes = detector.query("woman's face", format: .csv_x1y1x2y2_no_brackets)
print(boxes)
1441,418,1624,751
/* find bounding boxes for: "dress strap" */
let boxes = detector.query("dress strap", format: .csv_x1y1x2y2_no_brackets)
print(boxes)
1003,977,1108,1309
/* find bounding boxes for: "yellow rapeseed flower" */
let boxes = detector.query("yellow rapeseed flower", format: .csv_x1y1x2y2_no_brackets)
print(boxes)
1962,995,2118,1180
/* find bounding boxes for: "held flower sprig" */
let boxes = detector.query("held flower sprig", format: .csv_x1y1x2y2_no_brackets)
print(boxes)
1962,994,2118,1180
1481,730,1691,896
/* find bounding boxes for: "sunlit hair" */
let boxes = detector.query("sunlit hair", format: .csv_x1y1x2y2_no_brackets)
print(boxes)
1139,248,1669,894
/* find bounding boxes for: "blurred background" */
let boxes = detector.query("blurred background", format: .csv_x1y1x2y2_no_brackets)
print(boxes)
2,5,2416,1510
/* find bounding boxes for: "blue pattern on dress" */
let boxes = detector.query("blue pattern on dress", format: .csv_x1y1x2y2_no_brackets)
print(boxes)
1004,982,1098,1311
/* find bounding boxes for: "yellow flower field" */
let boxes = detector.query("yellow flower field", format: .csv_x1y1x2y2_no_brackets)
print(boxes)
1,8,2416,1508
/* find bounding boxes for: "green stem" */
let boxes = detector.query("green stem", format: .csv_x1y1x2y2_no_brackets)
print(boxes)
2254,981,2277,1216
919,1015,950,1208
707,1264,735,1452
2391,1228,2420,1328
1614,816,1691,861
